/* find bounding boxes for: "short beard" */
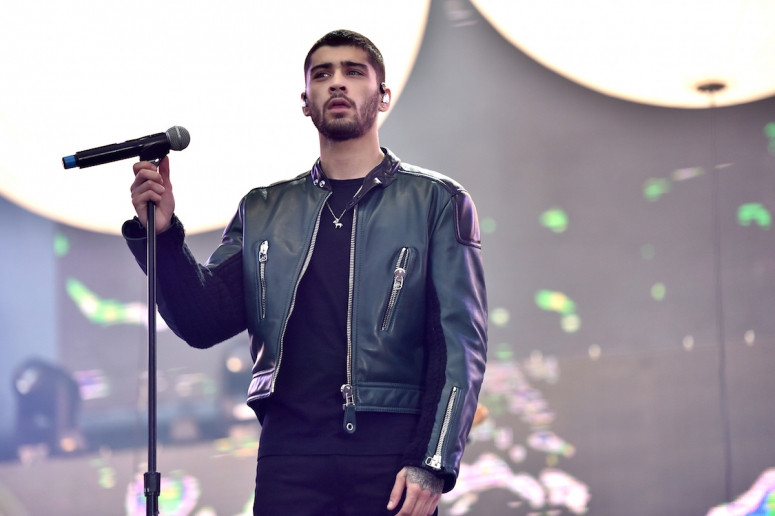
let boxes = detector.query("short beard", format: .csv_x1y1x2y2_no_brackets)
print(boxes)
311,92,380,142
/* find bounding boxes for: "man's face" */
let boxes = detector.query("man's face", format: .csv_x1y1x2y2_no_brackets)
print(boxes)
304,45,382,142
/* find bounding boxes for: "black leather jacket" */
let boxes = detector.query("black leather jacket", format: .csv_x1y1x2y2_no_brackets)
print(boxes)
123,149,487,491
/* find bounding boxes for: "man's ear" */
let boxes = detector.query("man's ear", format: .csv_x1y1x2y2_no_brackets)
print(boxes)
300,92,310,116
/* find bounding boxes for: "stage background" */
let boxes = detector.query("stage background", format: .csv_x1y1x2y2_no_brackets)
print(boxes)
1,1,773,515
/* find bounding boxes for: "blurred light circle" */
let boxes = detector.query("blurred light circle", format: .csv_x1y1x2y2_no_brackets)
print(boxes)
59,437,77,453
0,1,430,234
509,444,527,463
226,357,243,373
560,314,580,333
651,282,666,300
471,0,775,108
490,307,510,327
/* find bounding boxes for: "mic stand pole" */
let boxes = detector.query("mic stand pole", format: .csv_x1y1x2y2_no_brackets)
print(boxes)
137,145,169,516
144,200,160,516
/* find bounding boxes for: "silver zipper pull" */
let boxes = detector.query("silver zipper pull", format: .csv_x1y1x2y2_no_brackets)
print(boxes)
425,455,442,470
258,241,269,262
393,267,406,290
341,383,354,404
340,384,356,433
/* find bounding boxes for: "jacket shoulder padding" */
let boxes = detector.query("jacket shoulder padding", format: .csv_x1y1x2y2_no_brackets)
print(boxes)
396,164,481,248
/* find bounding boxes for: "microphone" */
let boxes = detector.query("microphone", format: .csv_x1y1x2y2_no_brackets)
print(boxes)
62,126,190,169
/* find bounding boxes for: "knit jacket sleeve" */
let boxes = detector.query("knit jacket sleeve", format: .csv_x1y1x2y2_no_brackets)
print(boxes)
122,213,247,348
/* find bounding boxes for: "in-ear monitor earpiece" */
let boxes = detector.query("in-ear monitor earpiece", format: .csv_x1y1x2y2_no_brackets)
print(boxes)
380,82,389,103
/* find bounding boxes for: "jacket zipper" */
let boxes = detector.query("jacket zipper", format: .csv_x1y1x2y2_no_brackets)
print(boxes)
257,240,269,319
270,193,329,393
381,247,409,331
341,205,358,433
425,386,459,470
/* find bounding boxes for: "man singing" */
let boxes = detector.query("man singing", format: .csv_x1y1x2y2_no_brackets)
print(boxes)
124,30,487,516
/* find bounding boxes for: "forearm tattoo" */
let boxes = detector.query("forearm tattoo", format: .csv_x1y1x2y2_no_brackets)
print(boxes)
404,466,443,495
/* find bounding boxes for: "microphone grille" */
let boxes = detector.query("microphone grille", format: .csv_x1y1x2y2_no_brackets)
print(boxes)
166,126,191,151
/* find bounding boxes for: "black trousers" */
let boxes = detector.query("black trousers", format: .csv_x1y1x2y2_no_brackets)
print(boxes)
254,454,439,516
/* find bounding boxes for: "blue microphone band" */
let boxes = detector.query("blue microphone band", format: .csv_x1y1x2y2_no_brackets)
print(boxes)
62,155,77,169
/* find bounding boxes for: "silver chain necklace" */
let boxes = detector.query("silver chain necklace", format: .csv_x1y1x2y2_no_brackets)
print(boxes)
324,185,363,229
325,201,347,229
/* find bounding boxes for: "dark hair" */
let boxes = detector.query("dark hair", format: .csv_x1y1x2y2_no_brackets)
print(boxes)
304,29,385,84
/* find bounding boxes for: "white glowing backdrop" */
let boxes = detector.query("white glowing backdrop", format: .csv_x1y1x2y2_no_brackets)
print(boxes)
471,0,775,108
0,1,430,234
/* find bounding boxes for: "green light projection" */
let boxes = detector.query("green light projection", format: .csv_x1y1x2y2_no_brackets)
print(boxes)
535,290,580,333
644,166,705,202
493,342,513,360
535,290,575,315
540,208,568,233
643,178,671,202
738,203,772,229
765,122,775,156
651,282,666,301
53,232,70,257
65,278,164,329
480,217,497,234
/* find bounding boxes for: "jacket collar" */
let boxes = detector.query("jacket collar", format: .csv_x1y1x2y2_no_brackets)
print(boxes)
310,148,400,201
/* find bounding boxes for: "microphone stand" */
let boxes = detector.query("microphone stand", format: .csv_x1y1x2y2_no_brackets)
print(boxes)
144,199,160,516
139,143,170,516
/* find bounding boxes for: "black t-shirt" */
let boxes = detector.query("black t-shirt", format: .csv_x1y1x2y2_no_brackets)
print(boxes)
258,176,419,457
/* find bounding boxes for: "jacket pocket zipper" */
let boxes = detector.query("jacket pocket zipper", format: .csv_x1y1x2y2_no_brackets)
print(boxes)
381,247,410,331
257,240,269,319
425,386,458,470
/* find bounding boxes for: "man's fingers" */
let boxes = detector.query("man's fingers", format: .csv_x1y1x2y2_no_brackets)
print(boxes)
413,497,432,516
387,471,406,511
136,190,163,206
130,168,164,192
400,484,437,516
132,160,158,175
131,180,166,200
419,494,440,516
132,181,165,208
395,488,420,516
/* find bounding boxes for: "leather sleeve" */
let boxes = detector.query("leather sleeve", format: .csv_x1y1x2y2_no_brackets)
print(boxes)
122,208,248,348
420,191,488,492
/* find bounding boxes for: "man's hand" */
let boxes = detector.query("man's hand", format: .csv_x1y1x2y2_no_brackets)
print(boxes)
387,466,443,516
130,156,175,233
